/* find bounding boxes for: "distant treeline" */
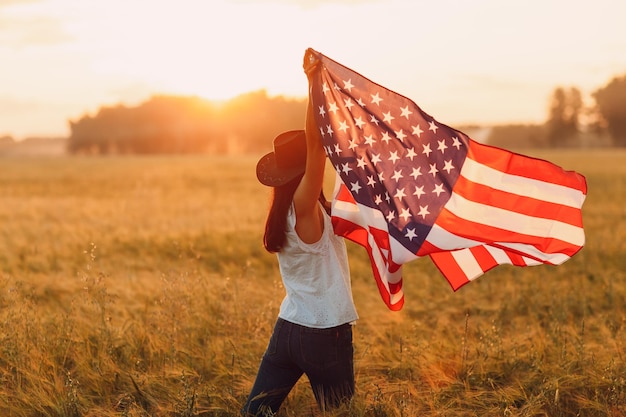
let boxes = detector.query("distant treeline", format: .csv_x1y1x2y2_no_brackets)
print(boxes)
67,73,626,154
67,91,306,155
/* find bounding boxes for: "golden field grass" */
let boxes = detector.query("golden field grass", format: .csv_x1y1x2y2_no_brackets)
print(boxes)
0,150,624,417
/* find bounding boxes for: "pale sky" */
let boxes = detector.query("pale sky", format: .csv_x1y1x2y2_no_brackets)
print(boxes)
1,0,625,139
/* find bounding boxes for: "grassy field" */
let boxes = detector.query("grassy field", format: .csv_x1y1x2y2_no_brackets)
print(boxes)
0,150,624,416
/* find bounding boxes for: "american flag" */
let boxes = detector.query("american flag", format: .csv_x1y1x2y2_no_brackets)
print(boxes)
305,49,587,311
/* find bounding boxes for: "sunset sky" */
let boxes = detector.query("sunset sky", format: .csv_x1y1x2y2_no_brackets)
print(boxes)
1,0,625,139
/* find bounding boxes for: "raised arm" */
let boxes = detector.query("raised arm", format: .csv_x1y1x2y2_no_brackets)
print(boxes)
292,55,326,243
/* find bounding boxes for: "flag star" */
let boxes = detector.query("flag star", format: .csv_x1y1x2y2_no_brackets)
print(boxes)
437,139,448,153
367,175,376,187
338,120,349,133
395,129,407,142
350,181,362,193
354,116,365,129
391,169,403,182
364,134,376,146
422,143,432,156
371,92,383,105
371,153,382,165
357,98,365,107
370,115,380,125
406,147,417,160
343,78,354,92
341,162,352,174
328,102,339,114
322,82,330,94
318,105,326,118
428,120,438,133
412,123,423,137
388,151,401,164
382,111,395,123
334,143,343,155
394,187,406,200
417,205,430,219
400,106,413,119
413,185,425,199
381,131,392,144
357,156,367,169
344,98,355,110
429,163,438,177
405,228,417,241
452,136,462,149
319,126,325,137
325,145,333,155
432,183,445,197
374,194,383,205
399,207,411,221
385,192,391,203
326,124,334,135
386,210,396,222
333,82,341,91
443,159,454,173
349,137,359,150
378,171,385,182
410,167,422,179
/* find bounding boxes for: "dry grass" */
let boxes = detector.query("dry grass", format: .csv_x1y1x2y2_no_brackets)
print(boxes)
0,150,624,416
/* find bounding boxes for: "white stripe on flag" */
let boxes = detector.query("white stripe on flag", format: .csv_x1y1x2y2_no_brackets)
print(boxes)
496,242,572,265
450,249,484,281
462,157,586,208
444,192,584,246
426,224,483,251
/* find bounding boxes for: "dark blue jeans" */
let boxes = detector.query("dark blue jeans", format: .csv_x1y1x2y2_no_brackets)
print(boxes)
242,318,355,416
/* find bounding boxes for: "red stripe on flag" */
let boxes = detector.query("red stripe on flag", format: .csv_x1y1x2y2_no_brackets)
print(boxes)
472,245,499,271
331,214,405,311
435,208,582,258
505,249,528,267
416,239,443,257
467,141,588,192
430,245,514,290
429,251,470,290
453,175,584,228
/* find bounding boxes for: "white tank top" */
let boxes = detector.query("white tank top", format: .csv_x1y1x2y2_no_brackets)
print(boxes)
277,202,359,328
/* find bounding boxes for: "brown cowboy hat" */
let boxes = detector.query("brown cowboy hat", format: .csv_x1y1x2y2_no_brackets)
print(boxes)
256,130,307,187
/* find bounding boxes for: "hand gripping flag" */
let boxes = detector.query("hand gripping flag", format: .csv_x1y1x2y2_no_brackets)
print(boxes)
304,48,587,311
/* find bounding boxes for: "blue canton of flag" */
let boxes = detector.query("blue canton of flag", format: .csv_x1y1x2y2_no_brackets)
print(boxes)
309,52,467,255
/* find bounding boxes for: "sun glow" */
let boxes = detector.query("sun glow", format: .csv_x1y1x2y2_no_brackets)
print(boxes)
60,0,311,103
2,0,626,138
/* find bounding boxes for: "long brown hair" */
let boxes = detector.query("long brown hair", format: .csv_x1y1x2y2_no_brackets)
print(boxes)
262,175,330,253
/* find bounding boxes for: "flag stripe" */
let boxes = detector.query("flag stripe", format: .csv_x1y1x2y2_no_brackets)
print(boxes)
441,192,585,247
431,243,547,290
472,245,500,272
424,222,573,265
462,155,586,211
435,205,583,258
332,180,405,310
454,174,584,228
493,241,572,265
331,215,405,310
434,251,480,288
486,245,540,267
467,140,588,193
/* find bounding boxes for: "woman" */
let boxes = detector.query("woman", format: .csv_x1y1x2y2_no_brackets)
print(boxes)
242,58,359,416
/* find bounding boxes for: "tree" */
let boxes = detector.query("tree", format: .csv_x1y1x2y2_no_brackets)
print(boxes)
546,87,582,146
592,74,626,146
66,93,307,155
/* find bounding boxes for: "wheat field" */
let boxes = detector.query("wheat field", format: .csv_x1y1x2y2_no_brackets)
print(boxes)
0,150,624,417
